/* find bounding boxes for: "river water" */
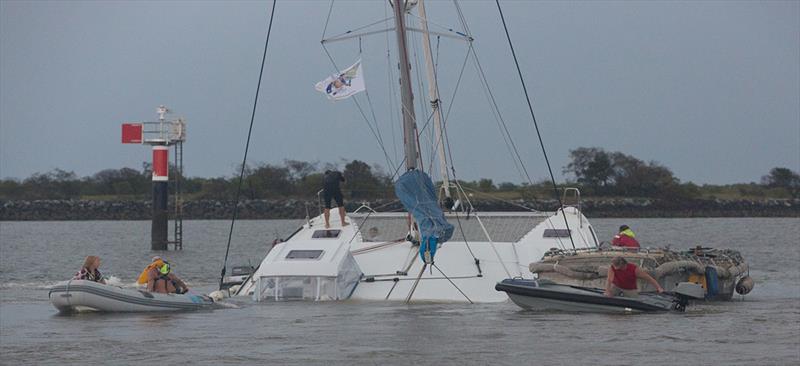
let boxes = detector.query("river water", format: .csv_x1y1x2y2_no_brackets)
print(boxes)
1,218,798,365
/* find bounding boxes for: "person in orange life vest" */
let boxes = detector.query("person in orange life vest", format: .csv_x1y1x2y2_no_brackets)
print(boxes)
604,256,664,298
137,256,189,294
611,225,640,248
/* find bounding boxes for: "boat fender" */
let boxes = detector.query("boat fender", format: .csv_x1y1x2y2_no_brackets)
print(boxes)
209,290,228,302
652,261,704,279
719,262,749,279
529,263,555,274
735,276,754,295
705,266,720,299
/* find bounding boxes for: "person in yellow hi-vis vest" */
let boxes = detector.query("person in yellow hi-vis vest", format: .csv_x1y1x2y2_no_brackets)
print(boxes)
137,256,189,294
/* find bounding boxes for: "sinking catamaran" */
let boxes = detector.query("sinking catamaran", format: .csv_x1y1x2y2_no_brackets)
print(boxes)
220,0,601,304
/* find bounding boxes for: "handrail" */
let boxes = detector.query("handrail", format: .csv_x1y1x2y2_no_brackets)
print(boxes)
316,189,324,217
561,187,582,227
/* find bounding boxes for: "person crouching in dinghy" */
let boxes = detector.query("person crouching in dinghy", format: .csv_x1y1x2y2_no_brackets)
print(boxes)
137,257,189,294
73,255,106,284
604,256,664,298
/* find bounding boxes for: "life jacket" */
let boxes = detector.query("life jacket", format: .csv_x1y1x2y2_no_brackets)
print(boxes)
620,228,635,238
136,259,165,284
612,229,640,248
611,263,638,290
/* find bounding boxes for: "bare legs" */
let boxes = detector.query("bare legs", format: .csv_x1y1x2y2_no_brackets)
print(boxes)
339,206,348,226
324,207,348,228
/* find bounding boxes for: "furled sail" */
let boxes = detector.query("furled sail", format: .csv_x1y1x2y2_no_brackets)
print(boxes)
394,169,454,262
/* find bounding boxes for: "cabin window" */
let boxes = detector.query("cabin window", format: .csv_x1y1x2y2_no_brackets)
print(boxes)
543,229,571,238
312,229,341,238
285,250,324,260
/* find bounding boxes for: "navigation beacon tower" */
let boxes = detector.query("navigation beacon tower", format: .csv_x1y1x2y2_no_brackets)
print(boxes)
121,105,185,250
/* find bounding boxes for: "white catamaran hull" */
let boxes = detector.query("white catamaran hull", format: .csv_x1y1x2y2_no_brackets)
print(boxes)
49,280,216,313
236,207,599,303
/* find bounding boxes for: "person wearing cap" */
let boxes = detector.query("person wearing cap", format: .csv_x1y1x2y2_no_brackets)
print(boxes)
138,257,189,294
611,224,640,248
604,256,664,298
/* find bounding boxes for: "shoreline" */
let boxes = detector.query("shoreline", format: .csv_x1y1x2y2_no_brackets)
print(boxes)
1,198,797,220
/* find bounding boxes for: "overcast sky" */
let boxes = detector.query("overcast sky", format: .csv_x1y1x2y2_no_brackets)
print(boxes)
1,0,798,185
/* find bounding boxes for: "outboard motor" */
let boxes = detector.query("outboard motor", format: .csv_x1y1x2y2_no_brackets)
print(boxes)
671,282,705,312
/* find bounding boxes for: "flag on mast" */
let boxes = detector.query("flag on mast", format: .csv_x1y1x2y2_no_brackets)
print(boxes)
315,59,366,101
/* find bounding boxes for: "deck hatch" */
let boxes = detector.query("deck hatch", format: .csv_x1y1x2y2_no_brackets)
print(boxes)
543,229,571,238
285,250,324,260
312,230,341,238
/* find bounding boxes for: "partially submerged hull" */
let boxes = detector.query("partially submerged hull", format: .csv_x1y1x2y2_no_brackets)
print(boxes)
235,208,601,303
495,279,684,314
49,280,216,313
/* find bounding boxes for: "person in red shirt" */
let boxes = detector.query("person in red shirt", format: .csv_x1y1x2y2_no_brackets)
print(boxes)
611,225,640,248
604,256,664,298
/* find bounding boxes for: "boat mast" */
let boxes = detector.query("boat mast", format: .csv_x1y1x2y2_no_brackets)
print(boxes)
417,0,451,200
393,0,419,171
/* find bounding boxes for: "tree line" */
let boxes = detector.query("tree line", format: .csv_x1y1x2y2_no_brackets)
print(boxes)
1,149,797,201
562,147,799,199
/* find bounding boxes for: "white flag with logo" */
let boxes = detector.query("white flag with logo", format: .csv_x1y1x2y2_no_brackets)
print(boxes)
315,59,366,101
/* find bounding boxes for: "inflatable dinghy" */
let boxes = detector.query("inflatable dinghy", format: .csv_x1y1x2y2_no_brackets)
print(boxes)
49,280,217,313
496,279,704,313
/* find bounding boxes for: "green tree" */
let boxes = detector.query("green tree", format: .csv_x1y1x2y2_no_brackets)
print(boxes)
762,167,800,198
610,153,679,197
343,160,381,199
563,147,615,194
0,179,22,199
88,167,148,196
478,178,495,192
244,163,292,199
197,178,233,200
22,169,81,199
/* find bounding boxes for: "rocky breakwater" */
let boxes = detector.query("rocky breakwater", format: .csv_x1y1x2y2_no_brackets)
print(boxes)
1,198,797,221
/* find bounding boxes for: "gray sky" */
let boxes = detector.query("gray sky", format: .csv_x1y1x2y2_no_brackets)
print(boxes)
1,0,798,185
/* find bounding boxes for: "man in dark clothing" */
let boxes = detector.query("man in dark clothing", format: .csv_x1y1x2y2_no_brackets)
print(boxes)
323,170,348,228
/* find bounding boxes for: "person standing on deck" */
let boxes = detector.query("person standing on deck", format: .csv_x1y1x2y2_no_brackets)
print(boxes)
611,224,640,248
323,170,348,228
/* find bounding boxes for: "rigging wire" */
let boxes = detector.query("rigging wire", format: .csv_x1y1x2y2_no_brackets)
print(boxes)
322,0,335,40
218,0,277,290
449,0,527,188
320,45,399,174
448,1,568,251
494,0,576,250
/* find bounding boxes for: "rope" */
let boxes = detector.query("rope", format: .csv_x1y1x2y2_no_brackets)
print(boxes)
219,0,277,290
432,263,473,303
495,0,576,250
451,212,481,276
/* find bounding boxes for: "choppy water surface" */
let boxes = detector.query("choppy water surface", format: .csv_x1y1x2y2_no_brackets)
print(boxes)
1,218,798,365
